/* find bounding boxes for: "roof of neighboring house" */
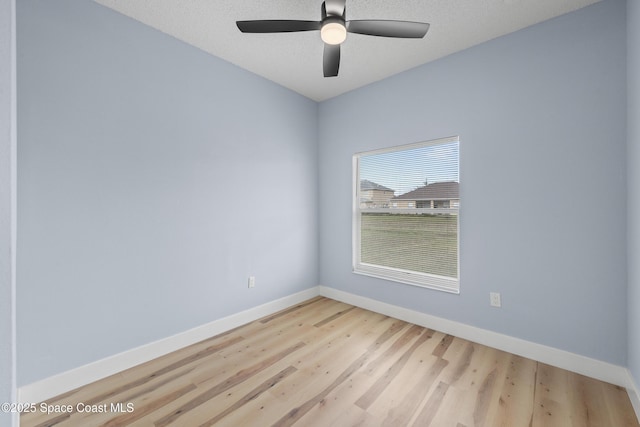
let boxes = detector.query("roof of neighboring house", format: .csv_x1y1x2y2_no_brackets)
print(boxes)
393,181,459,200
360,180,394,192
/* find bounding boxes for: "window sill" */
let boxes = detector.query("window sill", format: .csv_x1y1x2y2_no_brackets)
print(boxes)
353,264,459,294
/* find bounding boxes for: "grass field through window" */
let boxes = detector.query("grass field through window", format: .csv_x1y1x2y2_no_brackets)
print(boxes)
360,213,458,278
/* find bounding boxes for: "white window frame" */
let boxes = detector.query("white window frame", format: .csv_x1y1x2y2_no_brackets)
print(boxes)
352,136,460,293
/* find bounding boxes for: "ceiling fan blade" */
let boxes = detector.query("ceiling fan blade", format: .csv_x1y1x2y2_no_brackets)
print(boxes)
323,44,340,77
347,20,429,38
324,0,346,17
236,20,321,33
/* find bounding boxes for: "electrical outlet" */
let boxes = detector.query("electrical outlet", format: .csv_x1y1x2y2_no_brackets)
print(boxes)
490,292,501,307
248,276,255,288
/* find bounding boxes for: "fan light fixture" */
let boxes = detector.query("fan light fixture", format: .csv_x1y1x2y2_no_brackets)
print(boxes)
236,0,430,77
321,20,347,45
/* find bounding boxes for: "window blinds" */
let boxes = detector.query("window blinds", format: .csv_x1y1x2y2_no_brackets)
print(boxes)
353,136,460,292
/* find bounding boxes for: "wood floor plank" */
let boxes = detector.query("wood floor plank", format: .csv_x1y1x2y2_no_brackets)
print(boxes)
410,380,450,426
258,296,325,324
355,325,433,409
197,365,298,427
271,320,408,427
432,334,455,359
199,324,308,376
293,327,436,426
533,362,583,427
324,405,379,427
441,340,476,385
363,336,447,422
380,357,448,426
292,368,380,427
169,305,387,426
425,383,474,426
21,297,640,427
487,354,537,427
603,383,640,426
313,306,356,328
256,321,392,422
154,341,306,426
93,336,244,406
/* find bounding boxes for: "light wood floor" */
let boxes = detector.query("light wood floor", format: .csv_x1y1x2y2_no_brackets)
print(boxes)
22,296,639,426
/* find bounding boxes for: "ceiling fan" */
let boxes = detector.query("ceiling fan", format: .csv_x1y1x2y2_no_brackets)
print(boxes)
236,0,429,78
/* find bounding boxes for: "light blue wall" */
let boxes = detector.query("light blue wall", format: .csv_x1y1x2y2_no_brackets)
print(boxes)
628,0,640,388
319,0,628,364
17,0,318,386
1,0,16,423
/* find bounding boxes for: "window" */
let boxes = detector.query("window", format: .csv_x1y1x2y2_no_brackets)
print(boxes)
352,136,460,293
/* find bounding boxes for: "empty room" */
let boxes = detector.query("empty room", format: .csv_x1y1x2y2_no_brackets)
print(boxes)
2,0,640,425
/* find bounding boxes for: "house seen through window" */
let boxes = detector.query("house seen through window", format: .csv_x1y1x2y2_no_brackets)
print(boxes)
353,136,460,293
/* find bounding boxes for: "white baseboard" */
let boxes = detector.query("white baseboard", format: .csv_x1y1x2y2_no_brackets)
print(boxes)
18,287,320,405
627,371,640,422
318,286,632,389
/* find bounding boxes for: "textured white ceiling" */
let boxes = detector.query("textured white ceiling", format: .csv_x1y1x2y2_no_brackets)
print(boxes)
94,0,599,101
